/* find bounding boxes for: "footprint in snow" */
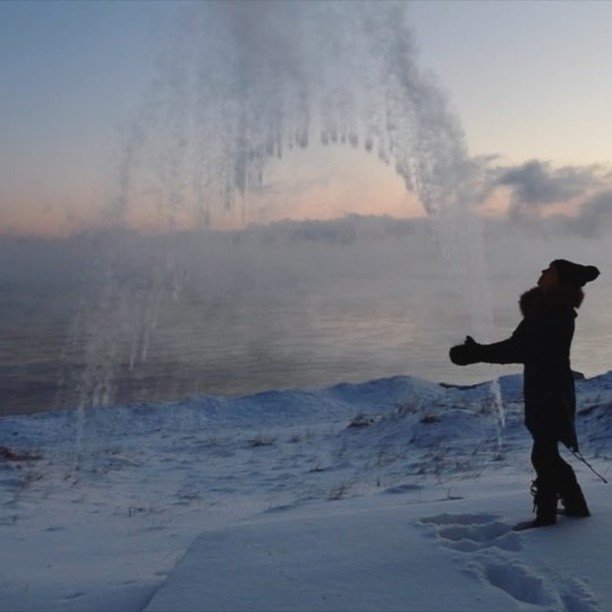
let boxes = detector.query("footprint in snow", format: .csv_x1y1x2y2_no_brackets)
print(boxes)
483,560,559,607
419,512,521,553
561,577,601,612
480,560,600,610
419,512,601,611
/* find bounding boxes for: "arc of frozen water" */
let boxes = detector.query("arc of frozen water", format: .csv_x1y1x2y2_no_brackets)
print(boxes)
72,1,506,455
110,2,484,228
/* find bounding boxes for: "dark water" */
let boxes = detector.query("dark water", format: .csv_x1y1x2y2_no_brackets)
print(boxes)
4,275,611,416
0,276,462,414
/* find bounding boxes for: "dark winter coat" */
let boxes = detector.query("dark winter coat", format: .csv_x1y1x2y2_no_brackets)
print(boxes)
452,287,580,451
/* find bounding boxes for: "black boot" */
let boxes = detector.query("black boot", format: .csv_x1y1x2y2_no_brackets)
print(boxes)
532,481,557,526
559,484,591,517
557,465,591,517
513,480,557,531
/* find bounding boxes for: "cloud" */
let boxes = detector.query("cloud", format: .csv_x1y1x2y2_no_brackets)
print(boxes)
491,159,604,216
482,158,612,237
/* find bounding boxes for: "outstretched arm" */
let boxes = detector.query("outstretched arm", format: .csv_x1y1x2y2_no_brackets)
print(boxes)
477,334,525,364
450,322,526,366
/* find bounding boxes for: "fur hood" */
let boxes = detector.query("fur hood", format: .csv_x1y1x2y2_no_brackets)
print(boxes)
519,286,583,317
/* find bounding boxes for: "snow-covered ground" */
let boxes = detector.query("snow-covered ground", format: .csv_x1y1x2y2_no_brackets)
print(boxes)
1,372,610,611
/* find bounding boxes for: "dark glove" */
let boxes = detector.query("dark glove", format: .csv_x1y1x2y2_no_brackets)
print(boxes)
449,336,482,366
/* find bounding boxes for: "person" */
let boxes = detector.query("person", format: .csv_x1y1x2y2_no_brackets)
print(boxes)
449,259,600,529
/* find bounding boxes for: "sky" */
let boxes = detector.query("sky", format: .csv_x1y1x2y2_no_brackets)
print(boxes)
408,0,612,166
1,0,612,236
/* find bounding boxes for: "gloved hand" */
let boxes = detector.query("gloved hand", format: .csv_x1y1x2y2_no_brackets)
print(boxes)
449,336,481,366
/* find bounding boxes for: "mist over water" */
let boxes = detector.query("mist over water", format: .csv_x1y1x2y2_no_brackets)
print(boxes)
2,218,612,416
0,219,450,414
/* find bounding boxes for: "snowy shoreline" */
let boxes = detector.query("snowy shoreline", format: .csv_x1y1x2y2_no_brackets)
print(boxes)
1,373,610,611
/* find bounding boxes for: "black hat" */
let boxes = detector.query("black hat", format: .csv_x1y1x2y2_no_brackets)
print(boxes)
551,259,600,287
